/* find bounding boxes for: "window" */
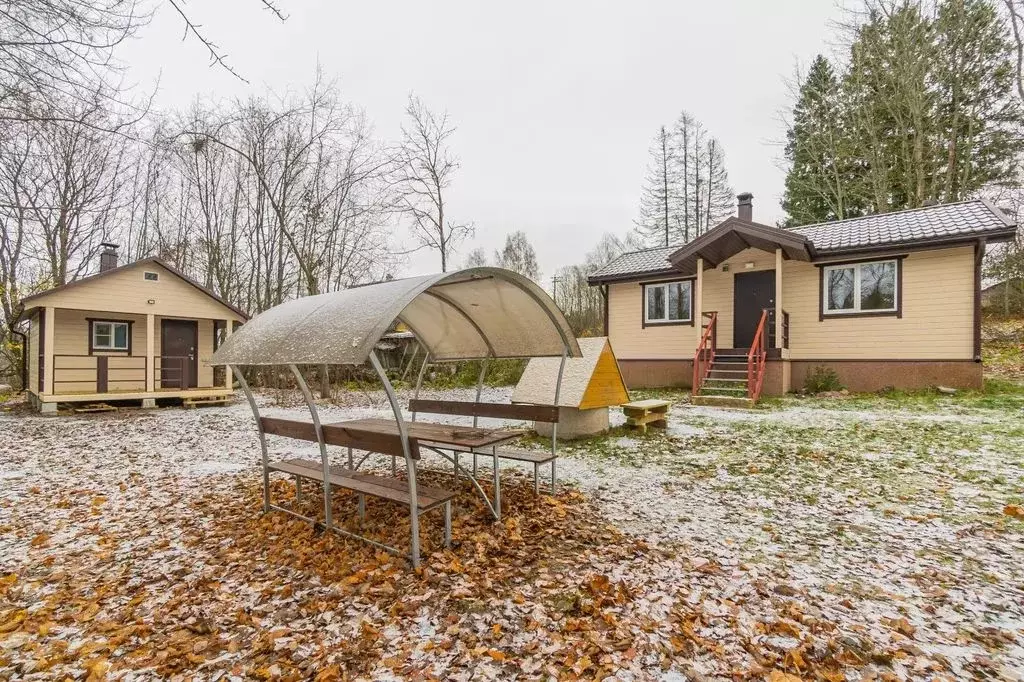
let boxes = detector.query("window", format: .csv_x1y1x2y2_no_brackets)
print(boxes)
823,259,898,315
644,280,692,325
144,271,159,281
92,321,130,351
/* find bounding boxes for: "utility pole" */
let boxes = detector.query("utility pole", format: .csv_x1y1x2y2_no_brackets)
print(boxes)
551,275,562,304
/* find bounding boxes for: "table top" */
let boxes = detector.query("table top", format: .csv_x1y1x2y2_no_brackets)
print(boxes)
327,417,527,449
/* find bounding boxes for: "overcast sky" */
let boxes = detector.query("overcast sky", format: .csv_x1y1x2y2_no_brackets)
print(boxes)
121,0,845,284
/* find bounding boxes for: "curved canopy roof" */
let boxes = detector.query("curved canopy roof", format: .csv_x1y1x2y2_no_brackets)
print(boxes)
211,267,581,366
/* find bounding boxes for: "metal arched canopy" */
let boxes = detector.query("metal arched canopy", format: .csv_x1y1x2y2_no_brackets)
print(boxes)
211,267,582,366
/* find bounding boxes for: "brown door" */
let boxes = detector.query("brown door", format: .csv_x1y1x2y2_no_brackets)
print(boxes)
161,320,199,388
733,270,775,348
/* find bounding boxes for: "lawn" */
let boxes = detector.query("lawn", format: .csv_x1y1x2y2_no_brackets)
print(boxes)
1,381,1022,680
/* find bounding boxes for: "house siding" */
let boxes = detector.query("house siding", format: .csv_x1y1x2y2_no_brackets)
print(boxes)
25,262,244,321
784,245,975,360
48,310,218,395
607,281,700,360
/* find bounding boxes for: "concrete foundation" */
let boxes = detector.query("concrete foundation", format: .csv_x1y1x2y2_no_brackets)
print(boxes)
142,398,156,408
535,406,609,440
39,400,58,414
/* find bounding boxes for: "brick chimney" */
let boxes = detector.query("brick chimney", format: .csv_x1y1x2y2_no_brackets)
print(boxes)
99,242,119,272
737,192,753,222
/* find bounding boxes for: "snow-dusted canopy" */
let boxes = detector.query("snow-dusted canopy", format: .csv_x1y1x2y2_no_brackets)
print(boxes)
212,267,582,366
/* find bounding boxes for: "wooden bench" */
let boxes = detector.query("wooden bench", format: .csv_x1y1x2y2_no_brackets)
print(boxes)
184,396,232,408
258,417,454,550
408,399,560,494
622,399,671,433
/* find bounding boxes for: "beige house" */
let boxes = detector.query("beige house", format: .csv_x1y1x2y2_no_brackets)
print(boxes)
589,195,1018,402
14,244,248,412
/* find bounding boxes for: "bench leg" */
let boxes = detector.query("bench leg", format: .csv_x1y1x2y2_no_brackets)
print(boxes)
391,455,397,476
551,458,557,495
453,452,459,483
472,453,477,478
533,462,539,495
357,494,365,523
492,447,501,521
443,501,452,548
295,475,303,502
347,446,353,469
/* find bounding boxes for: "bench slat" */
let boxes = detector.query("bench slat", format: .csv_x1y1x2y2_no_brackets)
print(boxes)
268,459,454,510
409,399,559,423
260,417,420,459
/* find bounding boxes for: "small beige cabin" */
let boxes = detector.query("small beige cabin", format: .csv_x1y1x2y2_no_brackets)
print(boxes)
15,245,248,412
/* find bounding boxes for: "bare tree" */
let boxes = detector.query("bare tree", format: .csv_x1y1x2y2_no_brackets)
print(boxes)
396,95,473,272
494,230,540,280
462,247,487,268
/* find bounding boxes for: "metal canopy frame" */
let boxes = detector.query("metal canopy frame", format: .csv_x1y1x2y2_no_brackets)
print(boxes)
222,267,578,568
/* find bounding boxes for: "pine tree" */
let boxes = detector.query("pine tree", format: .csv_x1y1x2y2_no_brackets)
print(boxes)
782,55,866,226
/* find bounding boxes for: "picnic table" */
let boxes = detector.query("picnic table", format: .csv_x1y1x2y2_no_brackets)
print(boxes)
329,417,528,520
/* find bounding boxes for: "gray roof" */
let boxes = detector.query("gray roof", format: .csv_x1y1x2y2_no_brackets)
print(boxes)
787,199,1014,252
590,200,1016,283
588,245,676,282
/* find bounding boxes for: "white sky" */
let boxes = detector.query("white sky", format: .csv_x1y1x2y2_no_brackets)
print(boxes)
121,0,844,284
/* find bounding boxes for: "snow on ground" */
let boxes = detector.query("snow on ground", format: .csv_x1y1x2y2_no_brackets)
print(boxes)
1,385,1023,680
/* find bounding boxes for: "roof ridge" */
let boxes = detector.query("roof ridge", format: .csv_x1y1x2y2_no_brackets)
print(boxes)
787,198,986,232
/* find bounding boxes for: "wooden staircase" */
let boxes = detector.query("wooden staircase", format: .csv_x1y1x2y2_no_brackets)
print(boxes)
692,309,770,408
693,352,755,408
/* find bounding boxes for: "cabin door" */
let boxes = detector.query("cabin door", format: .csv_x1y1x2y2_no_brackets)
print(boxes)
161,320,199,388
733,270,775,349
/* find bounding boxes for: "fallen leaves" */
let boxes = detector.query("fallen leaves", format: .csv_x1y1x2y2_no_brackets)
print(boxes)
1003,504,1024,518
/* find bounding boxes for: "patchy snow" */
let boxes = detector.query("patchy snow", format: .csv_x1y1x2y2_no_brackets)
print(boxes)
1,385,1022,680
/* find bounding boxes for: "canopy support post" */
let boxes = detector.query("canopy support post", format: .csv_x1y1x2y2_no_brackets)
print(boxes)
472,357,489,428
232,364,270,513
411,351,430,423
551,345,568,494
289,364,332,531
369,351,421,569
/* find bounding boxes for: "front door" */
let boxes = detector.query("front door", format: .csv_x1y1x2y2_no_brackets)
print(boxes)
161,320,198,388
733,270,775,348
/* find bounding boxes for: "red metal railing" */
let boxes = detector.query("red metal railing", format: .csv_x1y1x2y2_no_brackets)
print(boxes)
692,311,718,397
747,310,769,401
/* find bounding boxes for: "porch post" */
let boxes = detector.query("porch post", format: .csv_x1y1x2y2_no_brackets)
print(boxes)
222,320,233,389
43,306,55,395
146,314,155,392
694,258,704,327
774,249,783,348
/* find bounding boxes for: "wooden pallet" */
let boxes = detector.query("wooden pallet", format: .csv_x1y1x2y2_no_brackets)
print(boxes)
72,403,118,414
622,399,670,433
183,396,232,409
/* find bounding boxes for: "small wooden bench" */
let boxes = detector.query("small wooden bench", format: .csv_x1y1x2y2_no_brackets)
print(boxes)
622,399,671,433
258,417,455,550
409,399,560,494
184,396,232,409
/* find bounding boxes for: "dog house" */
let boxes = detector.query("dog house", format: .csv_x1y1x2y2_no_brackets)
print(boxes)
512,336,628,439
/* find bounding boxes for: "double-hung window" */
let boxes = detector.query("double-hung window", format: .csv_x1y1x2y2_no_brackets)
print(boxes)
92,321,130,351
823,259,898,315
644,280,692,324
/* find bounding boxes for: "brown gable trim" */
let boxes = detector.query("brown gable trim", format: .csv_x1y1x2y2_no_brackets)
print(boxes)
667,217,815,268
17,257,250,320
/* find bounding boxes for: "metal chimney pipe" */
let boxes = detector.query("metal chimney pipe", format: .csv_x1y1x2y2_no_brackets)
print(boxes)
99,242,119,272
737,193,753,222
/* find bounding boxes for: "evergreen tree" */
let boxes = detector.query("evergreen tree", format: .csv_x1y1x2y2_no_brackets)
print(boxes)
782,55,866,225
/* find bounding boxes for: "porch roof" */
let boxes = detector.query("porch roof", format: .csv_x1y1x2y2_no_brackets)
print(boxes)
211,267,582,366
667,218,814,273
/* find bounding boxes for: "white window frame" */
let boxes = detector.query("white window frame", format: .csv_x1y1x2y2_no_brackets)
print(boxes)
643,280,693,324
92,321,130,351
822,259,899,315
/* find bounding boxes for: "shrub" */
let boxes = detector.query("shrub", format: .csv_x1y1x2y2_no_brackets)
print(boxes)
804,365,844,393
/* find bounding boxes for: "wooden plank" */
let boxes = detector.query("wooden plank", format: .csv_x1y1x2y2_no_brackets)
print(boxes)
622,399,671,410
72,403,117,413
260,417,421,459
409,399,560,423
269,459,454,509
579,341,630,410
331,417,527,450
